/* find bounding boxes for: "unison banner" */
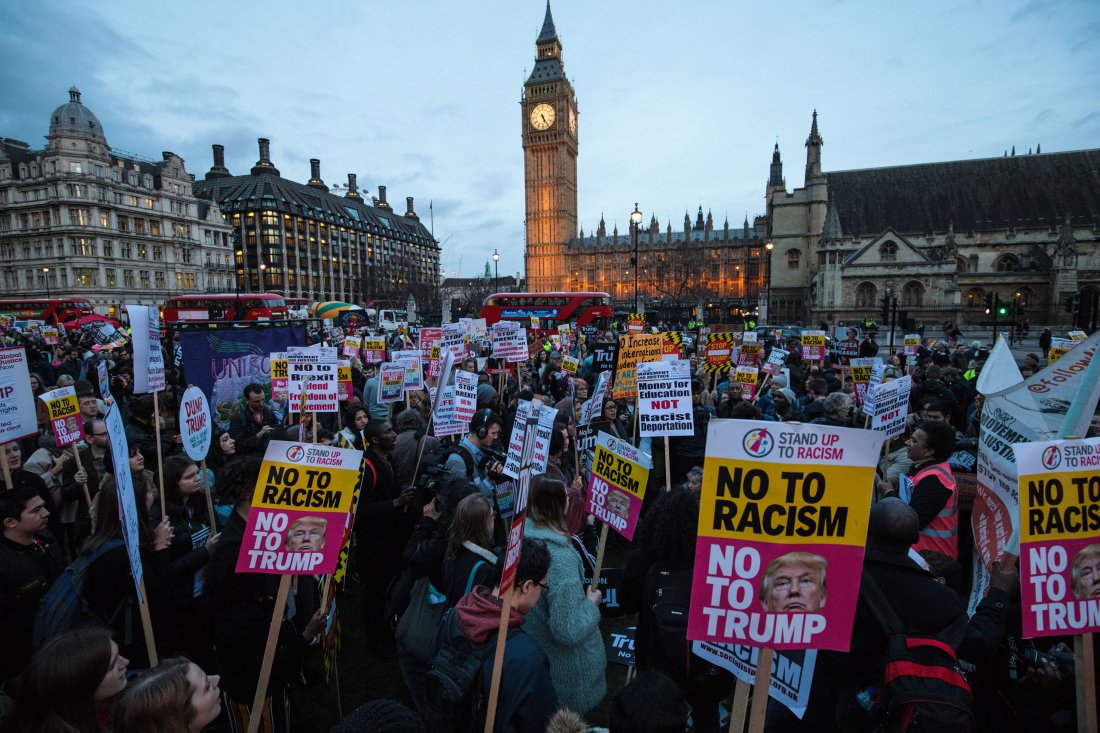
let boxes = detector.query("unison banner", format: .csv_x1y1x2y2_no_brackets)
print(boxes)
180,325,305,429
689,420,882,650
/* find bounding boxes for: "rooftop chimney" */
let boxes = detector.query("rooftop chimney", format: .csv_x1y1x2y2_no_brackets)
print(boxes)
376,185,391,209
307,158,327,191
205,143,230,180
405,197,417,218
345,173,362,199
250,137,280,177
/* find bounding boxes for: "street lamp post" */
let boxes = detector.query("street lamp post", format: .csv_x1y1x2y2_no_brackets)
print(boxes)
42,267,51,299
630,203,643,313
763,241,774,324
234,249,243,321
492,248,500,292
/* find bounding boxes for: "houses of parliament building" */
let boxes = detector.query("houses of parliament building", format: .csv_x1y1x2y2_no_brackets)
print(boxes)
521,4,1099,329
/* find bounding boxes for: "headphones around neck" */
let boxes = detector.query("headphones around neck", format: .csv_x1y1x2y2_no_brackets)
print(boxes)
475,407,493,440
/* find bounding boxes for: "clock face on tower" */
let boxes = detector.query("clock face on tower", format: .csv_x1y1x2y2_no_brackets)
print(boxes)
530,103,555,131
568,107,577,136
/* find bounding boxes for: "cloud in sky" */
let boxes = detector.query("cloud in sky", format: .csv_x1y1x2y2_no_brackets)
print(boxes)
1,0,1098,280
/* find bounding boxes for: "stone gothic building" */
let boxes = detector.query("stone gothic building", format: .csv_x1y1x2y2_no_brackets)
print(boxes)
766,112,1100,330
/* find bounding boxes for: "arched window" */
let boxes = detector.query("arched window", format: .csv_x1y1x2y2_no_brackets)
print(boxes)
965,288,985,309
994,254,1020,272
855,282,877,308
1013,286,1034,308
787,248,800,269
880,241,898,262
956,257,968,273
901,281,924,308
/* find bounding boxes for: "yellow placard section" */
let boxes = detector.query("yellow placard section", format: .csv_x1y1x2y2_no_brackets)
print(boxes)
740,343,761,357
612,334,664,398
850,365,872,383
48,394,79,420
734,369,758,386
1019,470,1100,542
251,460,359,514
271,359,288,381
801,334,825,347
363,338,386,352
430,346,440,360
338,365,351,383
698,459,874,546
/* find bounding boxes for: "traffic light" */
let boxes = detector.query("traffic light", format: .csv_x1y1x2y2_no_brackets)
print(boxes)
997,305,1008,316
881,295,890,323
984,293,994,314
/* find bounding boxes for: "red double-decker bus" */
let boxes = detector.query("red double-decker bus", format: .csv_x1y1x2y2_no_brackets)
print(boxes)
480,292,612,333
161,293,287,322
0,298,94,324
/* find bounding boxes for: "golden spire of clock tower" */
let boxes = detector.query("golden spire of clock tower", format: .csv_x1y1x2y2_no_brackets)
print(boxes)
522,1,578,293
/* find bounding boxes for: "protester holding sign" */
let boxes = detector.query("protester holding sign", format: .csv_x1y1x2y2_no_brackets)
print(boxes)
522,475,607,714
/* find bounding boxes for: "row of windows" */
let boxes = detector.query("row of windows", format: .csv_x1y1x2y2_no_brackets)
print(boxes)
4,267,205,291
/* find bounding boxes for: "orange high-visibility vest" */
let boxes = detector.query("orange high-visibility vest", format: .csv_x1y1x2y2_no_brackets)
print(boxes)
910,461,958,559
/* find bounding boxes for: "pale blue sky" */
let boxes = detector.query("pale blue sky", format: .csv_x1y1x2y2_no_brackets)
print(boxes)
2,0,1097,280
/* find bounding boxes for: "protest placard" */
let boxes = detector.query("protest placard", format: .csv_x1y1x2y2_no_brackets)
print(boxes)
868,375,911,438
800,330,826,362
580,370,611,427
562,354,579,374
43,327,59,345
738,341,762,367
362,338,387,363
612,333,664,399
587,431,652,540
337,361,353,402
734,366,760,401
235,440,362,575
392,349,423,390
637,360,693,437
502,399,558,479
605,626,636,666
848,357,880,407
1068,330,1088,342
689,420,882,651
760,346,787,377
126,305,166,393
179,386,213,461
95,361,111,401
378,363,406,404
903,334,920,357
270,352,288,401
705,333,735,373
341,335,362,358
441,322,469,360
490,322,527,362
592,342,618,374
288,347,339,414
1048,338,1076,364
626,313,646,333
41,386,84,447
1016,437,1100,638
692,641,817,720
454,369,478,424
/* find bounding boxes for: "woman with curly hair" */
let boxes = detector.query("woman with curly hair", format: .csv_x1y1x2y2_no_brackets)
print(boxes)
8,627,129,733
110,657,221,733
620,489,730,733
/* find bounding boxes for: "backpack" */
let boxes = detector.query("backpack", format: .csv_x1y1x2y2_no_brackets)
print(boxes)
859,568,973,732
32,539,126,648
642,564,734,701
422,608,521,733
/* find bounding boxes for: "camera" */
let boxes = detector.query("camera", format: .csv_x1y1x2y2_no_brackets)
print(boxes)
415,464,450,509
1019,646,1074,677
480,446,508,478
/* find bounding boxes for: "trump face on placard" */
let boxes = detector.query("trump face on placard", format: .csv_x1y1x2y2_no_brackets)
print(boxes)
284,516,327,553
1071,544,1100,600
759,551,828,613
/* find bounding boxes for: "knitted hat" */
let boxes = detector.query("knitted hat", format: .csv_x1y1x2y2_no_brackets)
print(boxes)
329,701,423,733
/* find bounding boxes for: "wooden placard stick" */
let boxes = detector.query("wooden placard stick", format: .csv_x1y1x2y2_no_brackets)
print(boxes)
729,678,751,733
71,443,93,507
199,459,217,529
0,455,13,491
588,523,610,595
246,574,292,733
482,586,515,733
137,577,158,666
748,647,774,733
152,391,166,518
664,436,672,492
409,410,436,484
632,395,640,447
311,415,318,445
1076,631,1097,733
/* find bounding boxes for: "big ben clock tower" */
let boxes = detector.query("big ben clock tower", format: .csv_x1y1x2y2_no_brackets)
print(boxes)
523,1,578,293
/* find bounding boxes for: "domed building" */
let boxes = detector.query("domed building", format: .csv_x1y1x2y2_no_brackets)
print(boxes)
0,87,234,317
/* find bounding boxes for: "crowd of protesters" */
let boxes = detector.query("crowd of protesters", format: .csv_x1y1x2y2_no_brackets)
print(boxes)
1,318,1097,733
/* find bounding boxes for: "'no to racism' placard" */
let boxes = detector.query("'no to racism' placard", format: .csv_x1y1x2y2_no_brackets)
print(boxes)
1017,437,1100,638
637,360,693,437
689,420,882,650
236,440,362,575
587,431,652,540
